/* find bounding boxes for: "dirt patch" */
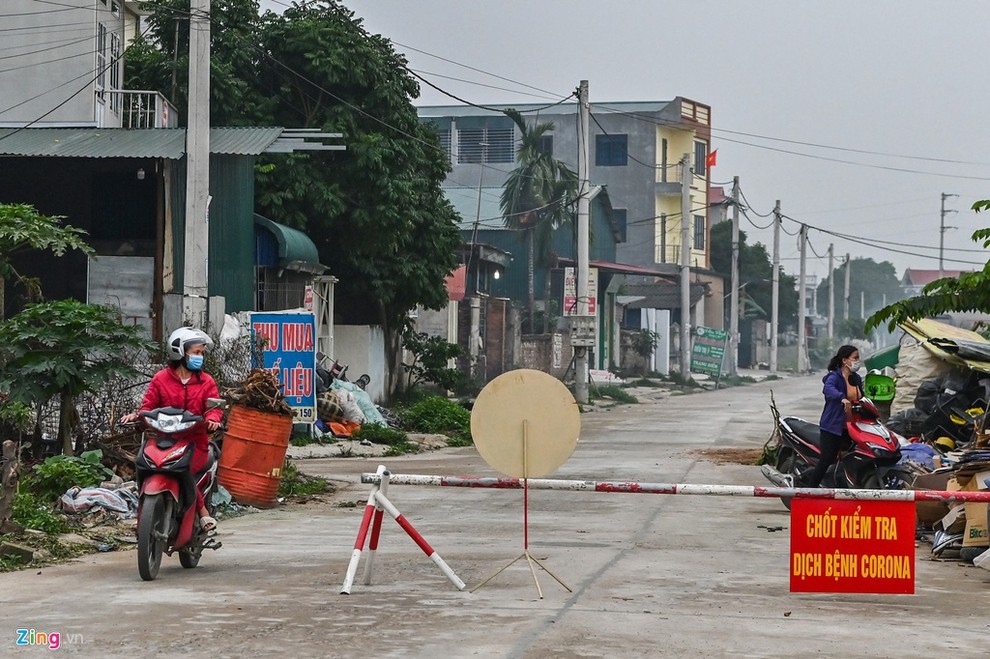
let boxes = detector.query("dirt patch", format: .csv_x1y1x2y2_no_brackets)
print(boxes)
693,447,764,466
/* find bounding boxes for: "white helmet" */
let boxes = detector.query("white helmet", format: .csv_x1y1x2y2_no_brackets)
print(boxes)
166,327,213,362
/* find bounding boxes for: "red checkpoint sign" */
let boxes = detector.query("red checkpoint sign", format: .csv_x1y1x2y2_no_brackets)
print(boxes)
790,499,916,594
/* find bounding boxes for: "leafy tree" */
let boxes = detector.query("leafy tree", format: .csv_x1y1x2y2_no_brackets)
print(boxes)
125,0,273,126
127,1,462,399
868,200,990,331
500,109,578,332
629,329,661,375
815,257,903,324
0,300,155,455
401,326,472,394
709,221,798,328
0,204,93,321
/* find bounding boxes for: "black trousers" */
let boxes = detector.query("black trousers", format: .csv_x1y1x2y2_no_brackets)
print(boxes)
803,428,845,487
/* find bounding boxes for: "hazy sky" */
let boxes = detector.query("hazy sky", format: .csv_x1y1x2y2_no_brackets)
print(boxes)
261,1,990,283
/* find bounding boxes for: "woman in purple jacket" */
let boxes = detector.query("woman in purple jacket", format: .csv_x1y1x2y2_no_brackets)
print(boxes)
801,344,864,487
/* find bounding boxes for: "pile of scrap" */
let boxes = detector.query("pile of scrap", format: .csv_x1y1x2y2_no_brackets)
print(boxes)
879,319,990,449
916,449,990,561
226,368,292,416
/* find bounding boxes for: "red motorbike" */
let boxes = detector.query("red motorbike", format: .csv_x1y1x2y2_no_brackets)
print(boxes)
762,397,915,508
134,404,223,581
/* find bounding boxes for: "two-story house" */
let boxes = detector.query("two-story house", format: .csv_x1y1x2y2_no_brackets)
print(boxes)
418,98,723,373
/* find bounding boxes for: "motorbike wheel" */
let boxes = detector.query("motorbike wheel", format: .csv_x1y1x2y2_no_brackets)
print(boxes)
179,523,203,569
776,449,797,511
137,493,167,581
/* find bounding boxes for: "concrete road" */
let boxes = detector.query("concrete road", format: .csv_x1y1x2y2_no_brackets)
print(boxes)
3,375,989,658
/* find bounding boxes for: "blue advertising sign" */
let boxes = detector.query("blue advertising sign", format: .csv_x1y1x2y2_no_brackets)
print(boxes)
250,312,316,423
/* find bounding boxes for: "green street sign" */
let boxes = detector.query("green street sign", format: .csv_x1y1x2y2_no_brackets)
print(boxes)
690,326,728,377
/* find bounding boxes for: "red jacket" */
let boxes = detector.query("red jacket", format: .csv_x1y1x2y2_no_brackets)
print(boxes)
141,367,223,451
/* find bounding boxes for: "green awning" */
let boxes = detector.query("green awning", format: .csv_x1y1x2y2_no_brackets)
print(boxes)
254,215,326,274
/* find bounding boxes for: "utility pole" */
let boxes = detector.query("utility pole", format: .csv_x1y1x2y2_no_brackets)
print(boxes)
770,200,780,374
679,153,692,380
797,224,807,372
843,254,851,323
574,80,591,404
827,243,834,340
183,0,211,326
939,192,958,279
728,176,740,376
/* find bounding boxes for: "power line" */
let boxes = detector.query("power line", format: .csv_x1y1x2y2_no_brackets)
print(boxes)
410,69,563,101
596,104,990,182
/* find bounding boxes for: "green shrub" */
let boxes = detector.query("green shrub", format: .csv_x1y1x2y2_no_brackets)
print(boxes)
28,450,112,503
352,423,409,446
11,491,70,534
399,396,472,444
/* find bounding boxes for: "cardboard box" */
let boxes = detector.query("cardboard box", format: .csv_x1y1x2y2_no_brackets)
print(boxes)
913,471,952,527
938,505,967,534
962,476,989,547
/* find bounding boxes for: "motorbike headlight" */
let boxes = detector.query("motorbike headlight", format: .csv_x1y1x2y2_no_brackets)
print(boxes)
148,413,197,433
866,442,896,458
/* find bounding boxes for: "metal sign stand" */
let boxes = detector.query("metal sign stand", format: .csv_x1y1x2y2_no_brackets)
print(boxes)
471,421,572,598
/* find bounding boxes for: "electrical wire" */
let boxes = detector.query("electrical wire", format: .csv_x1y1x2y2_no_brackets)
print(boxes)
595,103,990,182
738,188,775,218
406,67,576,114
410,68,567,101
589,110,680,172
0,17,152,138
740,209,775,231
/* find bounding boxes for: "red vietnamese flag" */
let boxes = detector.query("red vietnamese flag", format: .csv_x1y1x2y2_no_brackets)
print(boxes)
705,149,718,168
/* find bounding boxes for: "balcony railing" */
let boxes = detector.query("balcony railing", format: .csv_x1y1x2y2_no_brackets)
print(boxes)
104,90,179,128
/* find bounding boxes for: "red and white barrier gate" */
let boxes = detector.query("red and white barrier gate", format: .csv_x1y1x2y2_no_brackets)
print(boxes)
359,472,990,503
341,466,465,594
349,470,990,596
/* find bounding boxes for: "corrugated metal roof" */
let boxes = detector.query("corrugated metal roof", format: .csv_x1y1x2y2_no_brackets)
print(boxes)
212,127,284,155
0,127,284,159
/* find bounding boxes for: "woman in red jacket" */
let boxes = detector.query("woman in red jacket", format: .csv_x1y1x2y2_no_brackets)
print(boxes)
123,327,223,532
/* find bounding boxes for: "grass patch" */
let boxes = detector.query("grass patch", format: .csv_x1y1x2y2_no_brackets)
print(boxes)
592,385,638,404
351,423,409,446
12,492,70,534
0,533,94,573
384,442,421,457
277,460,331,497
626,377,665,387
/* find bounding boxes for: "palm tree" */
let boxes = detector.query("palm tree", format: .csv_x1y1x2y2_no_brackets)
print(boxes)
500,109,578,333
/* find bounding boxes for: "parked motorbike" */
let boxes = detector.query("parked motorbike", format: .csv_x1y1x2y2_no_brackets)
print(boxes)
761,397,915,509
133,402,224,581
315,351,370,392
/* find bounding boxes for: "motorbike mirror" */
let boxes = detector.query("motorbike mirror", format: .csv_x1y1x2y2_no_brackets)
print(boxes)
206,397,227,410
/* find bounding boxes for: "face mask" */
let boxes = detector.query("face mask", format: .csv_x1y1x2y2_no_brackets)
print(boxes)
849,360,861,373
186,354,204,371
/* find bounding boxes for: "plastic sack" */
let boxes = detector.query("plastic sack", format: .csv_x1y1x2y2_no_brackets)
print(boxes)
974,547,990,571
336,388,366,424
331,379,385,426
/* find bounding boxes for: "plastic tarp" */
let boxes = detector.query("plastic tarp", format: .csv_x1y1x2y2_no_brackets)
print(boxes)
901,318,990,373
57,486,138,518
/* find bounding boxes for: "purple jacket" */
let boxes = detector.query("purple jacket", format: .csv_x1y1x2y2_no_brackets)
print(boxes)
820,369,863,435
